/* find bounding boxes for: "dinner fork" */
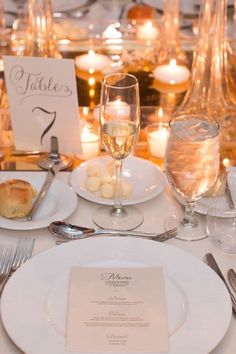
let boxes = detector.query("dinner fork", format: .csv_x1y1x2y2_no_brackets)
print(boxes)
0,245,14,291
55,228,177,244
9,238,35,276
0,238,35,294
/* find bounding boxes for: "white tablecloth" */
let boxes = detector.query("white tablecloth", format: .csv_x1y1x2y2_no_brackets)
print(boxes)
0,171,235,354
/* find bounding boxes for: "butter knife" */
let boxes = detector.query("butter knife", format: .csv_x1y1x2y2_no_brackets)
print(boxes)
228,269,236,293
27,161,61,221
205,253,236,317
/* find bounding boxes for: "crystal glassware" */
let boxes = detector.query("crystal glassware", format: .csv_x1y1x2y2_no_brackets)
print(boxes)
165,114,220,241
92,73,143,230
206,195,236,254
176,0,236,167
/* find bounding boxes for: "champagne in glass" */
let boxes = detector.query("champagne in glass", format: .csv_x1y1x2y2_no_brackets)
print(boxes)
165,115,220,241
93,73,143,230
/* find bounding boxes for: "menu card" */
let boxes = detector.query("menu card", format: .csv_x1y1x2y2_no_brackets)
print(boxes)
3,56,81,154
66,267,169,353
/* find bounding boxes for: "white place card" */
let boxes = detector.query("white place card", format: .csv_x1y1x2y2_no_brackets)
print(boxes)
66,267,169,353
3,56,81,154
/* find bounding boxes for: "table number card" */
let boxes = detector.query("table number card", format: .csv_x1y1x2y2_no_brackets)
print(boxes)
66,267,169,353
3,56,81,154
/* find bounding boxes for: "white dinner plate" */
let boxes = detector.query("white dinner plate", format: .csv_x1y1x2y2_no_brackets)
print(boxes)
1,237,231,354
0,172,77,230
70,156,165,205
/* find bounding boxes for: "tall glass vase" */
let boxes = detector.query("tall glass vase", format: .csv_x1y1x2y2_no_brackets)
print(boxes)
176,0,236,167
153,0,190,102
27,0,60,57
158,0,188,66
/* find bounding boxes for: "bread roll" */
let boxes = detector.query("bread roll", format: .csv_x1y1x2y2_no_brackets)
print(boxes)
0,179,36,218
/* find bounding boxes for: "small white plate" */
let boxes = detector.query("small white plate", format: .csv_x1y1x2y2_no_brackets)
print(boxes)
1,237,231,354
0,172,77,230
69,156,165,205
196,197,236,218
175,194,236,218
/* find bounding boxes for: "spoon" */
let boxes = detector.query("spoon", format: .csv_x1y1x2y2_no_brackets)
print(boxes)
48,221,177,242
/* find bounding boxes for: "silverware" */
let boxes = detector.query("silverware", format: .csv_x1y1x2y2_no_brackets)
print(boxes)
10,238,35,274
27,161,61,221
228,269,236,293
49,221,177,243
0,238,35,294
0,245,14,291
204,253,236,317
11,150,45,157
225,179,235,209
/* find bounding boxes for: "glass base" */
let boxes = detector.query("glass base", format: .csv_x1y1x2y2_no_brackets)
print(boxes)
165,213,208,241
93,205,143,231
207,218,236,254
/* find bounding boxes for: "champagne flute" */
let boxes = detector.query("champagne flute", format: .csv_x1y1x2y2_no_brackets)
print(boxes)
165,114,220,241
93,73,143,230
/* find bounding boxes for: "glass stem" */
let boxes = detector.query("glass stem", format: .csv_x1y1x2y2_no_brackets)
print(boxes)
113,159,124,216
182,201,198,228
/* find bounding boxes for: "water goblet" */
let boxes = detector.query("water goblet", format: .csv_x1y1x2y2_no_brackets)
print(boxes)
92,73,143,230
165,114,220,241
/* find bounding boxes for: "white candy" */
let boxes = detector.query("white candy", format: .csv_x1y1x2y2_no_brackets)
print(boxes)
85,161,132,199
87,164,102,177
100,171,113,184
85,176,101,192
100,183,114,198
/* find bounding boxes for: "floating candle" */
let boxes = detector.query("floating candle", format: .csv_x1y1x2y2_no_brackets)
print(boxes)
137,21,159,41
147,123,169,158
105,99,130,117
77,125,100,160
153,59,190,93
75,50,112,73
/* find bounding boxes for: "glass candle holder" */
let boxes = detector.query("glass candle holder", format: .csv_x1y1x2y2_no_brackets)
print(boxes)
77,124,100,161
146,123,169,159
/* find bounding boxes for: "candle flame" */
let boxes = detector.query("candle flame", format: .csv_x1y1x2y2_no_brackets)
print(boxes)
157,107,164,119
145,21,153,29
82,107,89,116
88,49,95,57
169,59,177,67
88,77,95,86
82,125,90,137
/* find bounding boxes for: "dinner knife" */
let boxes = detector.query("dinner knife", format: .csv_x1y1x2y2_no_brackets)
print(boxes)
27,161,61,221
204,253,236,317
228,269,236,293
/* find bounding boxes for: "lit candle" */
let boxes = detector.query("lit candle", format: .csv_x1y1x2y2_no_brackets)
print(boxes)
78,125,100,160
137,21,159,41
105,99,130,117
153,59,190,93
75,50,112,73
147,123,169,158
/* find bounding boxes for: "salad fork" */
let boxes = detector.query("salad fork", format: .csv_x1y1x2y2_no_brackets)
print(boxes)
0,245,14,290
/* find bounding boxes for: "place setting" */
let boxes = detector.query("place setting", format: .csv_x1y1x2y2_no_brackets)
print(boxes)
0,1,236,354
